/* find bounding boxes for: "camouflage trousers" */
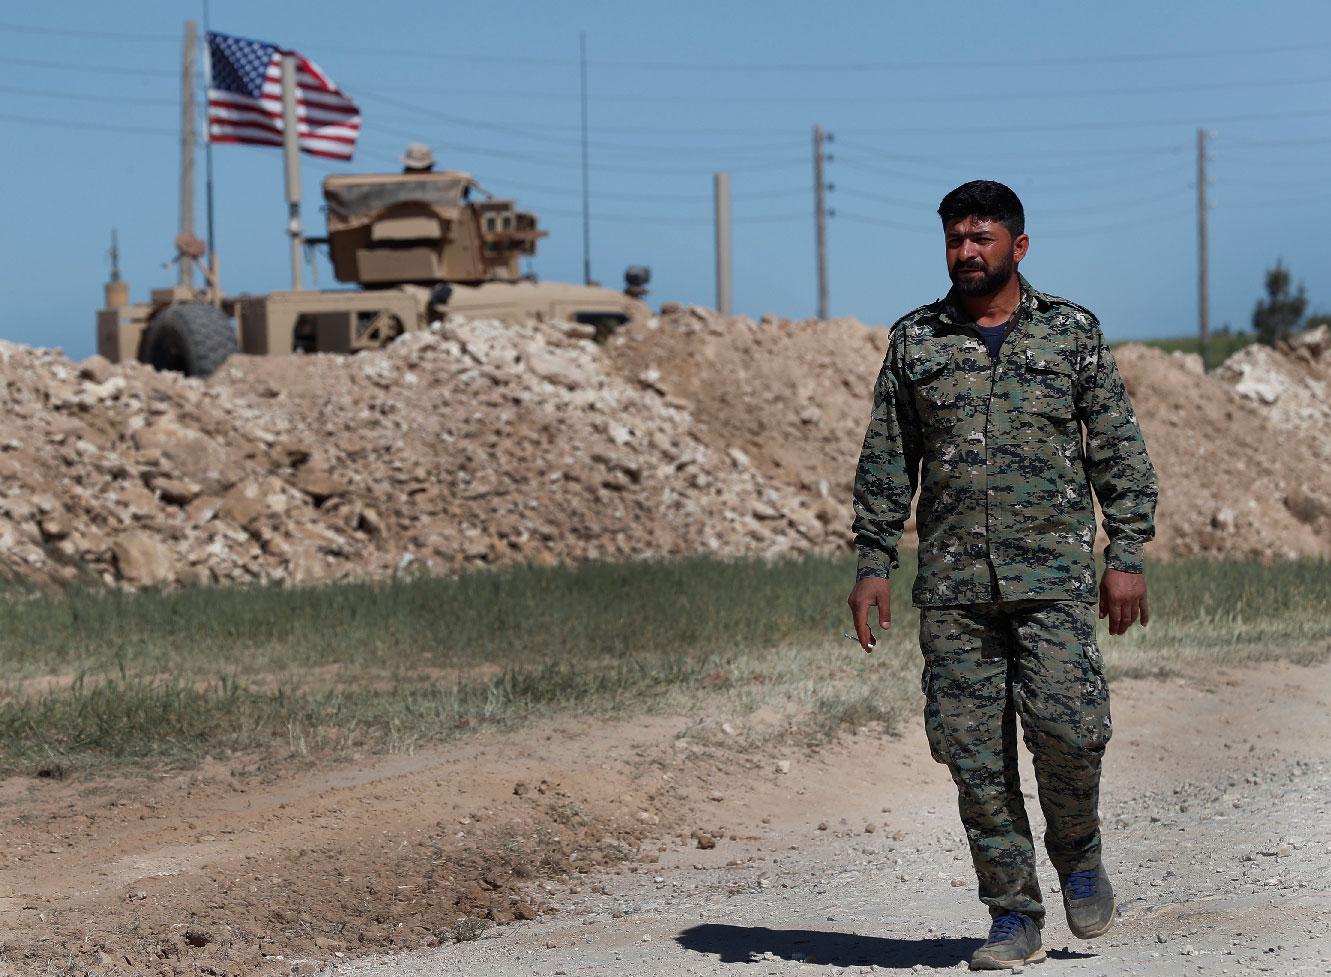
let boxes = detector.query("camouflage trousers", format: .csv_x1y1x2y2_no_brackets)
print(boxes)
919,599,1111,927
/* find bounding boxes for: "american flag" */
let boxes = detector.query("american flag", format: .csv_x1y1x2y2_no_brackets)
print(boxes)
206,30,361,161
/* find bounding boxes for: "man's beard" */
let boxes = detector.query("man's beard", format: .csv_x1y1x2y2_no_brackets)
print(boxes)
950,250,1015,296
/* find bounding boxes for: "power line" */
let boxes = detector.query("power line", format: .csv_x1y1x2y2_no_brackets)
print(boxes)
0,111,176,137
360,92,806,155
834,155,1185,192
1223,134,1331,148
834,147,1189,182
1034,186,1193,216
358,125,806,176
1039,207,1194,236
0,59,794,134
1215,191,1331,209
10,51,1331,141
1207,174,1331,188
295,35,1331,71
832,138,1190,163
0,20,176,42
0,54,176,77
336,74,1331,106
836,213,934,234
0,82,175,106
537,206,805,226
840,203,1197,237
7,16,1331,83
588,39,1331,72
846,106,1331,136
1213,155,1331,169
470,176,805,204
838,185,1191,220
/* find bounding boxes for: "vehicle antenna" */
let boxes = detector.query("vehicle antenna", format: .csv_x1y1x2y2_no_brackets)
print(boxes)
109,227,121,283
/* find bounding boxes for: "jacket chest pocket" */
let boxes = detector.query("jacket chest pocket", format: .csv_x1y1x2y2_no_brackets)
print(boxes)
1021,347,1077,423
905,352,966,430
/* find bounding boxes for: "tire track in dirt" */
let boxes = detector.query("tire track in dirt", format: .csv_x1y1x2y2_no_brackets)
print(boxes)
0,663,1327,975
326,662,1331,977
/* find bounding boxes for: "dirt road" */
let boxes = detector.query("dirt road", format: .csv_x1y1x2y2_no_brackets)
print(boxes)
1,660,1327,975
327,662,1331,977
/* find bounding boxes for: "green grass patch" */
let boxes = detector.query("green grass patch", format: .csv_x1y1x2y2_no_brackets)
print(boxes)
0,553,1326,775
1114,332,1257,370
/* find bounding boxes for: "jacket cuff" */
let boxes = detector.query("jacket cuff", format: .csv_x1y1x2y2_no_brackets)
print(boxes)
1104,541,1144,574
856,543,898,580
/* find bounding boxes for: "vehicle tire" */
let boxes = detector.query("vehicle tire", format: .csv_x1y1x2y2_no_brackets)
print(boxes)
141,302,238,378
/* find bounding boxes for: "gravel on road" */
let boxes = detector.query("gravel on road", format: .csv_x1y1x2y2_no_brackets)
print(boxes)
325,663,1331,977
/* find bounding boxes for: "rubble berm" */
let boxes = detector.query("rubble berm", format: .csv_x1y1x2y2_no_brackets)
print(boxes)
1,312,1327,588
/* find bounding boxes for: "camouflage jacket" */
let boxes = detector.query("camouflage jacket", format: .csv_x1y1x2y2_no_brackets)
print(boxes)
852,275,1158,606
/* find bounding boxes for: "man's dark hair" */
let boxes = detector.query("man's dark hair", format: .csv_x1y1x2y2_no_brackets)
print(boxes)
938,181,1025,239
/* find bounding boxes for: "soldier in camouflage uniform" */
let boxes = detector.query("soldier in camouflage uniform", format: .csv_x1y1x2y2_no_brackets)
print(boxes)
847,181,1157,971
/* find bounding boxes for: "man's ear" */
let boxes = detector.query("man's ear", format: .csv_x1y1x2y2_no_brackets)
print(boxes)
1012,233,1030,264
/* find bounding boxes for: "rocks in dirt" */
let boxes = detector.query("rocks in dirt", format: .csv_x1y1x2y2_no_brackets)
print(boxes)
1284,486,1331,526
111,531,175,587
695,833,716,850
0,313,837,589
2,320,1330,589
1116,330,1331,562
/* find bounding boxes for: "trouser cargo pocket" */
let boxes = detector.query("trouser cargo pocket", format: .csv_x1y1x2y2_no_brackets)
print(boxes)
921,663,949,765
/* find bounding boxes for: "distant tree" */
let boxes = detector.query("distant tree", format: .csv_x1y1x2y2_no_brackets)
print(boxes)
1252,259,1306,346
1305,312,1331,331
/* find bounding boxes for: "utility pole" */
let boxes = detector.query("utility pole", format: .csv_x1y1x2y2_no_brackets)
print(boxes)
281,53,303,291
1197,127,1210,369
713,172,732,314
178,20,197,288
579,32,592,286
813,124,829,319
203,0,219,300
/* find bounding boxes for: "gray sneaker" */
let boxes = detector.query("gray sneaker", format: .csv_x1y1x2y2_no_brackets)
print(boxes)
969,912,1045,971
1062,865,1116,939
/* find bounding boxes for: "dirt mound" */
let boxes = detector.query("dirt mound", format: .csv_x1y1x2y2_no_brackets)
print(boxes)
0,313,1327,588
1116,338,1331,560
0,315,828,589
606,305,887,531
612,308,1331,564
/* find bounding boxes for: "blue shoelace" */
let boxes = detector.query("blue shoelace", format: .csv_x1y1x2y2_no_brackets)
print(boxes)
1066,869,1100,899
988,912,1028,941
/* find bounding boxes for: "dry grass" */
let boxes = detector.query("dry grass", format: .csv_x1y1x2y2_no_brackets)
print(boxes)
0,553,1324,775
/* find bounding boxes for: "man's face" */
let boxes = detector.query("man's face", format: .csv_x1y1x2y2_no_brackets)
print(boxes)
944,216,1027,297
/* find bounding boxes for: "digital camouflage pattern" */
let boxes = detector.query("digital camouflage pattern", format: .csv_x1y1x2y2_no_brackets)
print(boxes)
920,599,1111,927
852,274,1158,606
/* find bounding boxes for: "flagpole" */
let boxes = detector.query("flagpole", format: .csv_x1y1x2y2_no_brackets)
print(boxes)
178,20,197,289
281,52,303,291
202,0,218,301
579,31,591,287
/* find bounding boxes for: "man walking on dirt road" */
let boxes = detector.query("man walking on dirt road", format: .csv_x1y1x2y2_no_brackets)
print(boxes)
847,181,1158,970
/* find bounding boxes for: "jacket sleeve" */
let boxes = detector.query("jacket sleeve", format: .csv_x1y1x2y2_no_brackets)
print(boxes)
851,330,922,579
1076,321,1158,573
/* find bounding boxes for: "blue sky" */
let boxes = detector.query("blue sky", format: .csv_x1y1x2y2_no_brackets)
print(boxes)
4,1,1331,357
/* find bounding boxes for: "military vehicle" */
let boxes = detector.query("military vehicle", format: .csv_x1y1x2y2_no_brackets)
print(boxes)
97,169,651,378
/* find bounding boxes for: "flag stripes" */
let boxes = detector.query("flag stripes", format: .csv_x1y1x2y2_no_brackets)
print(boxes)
205,30,360,161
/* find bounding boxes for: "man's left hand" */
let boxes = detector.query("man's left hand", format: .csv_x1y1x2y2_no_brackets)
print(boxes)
1099,568,1149,636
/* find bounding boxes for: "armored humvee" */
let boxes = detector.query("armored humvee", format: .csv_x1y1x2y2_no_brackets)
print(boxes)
97,169,651,377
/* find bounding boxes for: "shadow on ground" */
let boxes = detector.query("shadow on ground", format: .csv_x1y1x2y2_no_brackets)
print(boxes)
676,924,1096,969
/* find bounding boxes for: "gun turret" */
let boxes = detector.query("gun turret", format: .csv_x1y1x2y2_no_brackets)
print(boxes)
322,171,547,287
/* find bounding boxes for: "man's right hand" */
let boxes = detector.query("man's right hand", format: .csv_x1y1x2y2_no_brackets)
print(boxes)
847,576,892,653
